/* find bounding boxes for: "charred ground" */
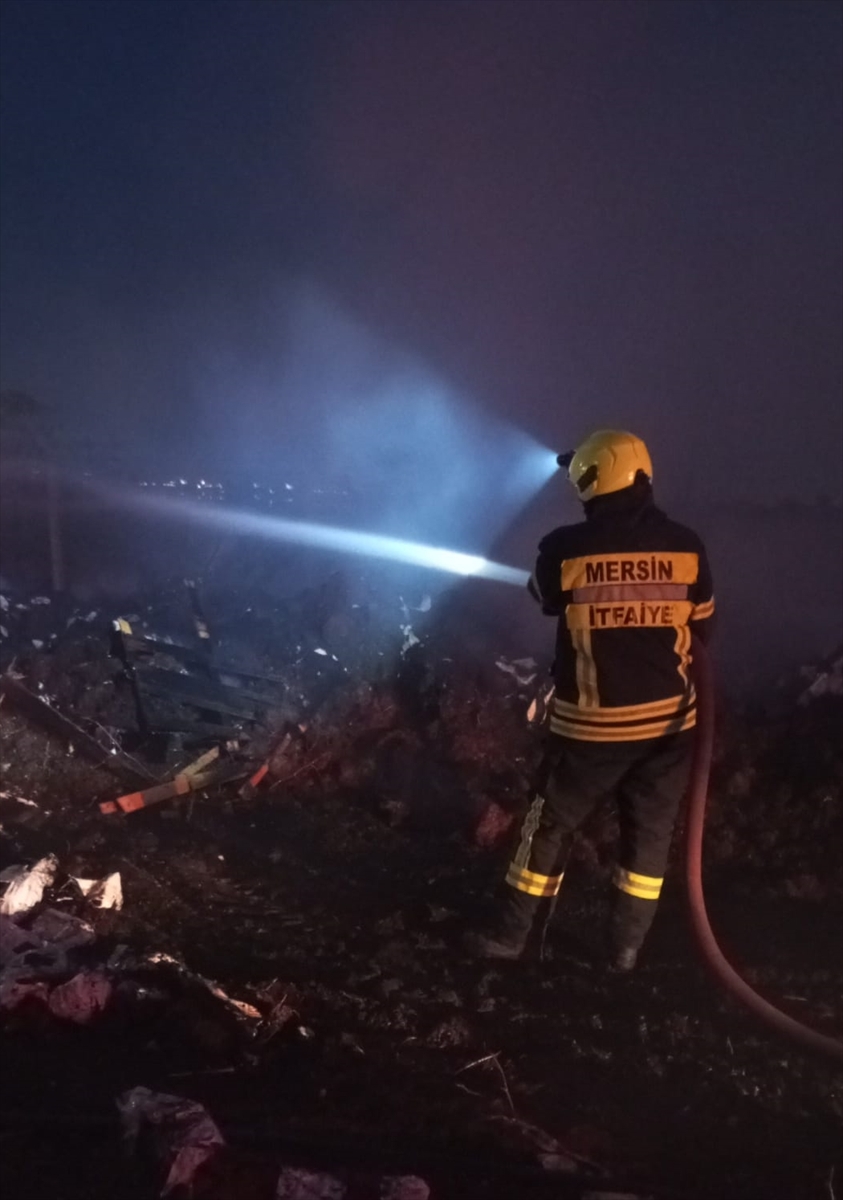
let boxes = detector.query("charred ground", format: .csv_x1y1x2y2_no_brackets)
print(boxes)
0,503,841,1199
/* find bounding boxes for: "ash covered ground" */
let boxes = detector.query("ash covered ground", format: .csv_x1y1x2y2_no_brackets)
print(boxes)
0,506,842,1200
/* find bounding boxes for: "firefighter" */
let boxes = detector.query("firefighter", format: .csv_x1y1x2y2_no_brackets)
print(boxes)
468,430,714,970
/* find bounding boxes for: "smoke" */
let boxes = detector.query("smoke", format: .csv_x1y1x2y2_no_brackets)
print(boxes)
191,282,560,546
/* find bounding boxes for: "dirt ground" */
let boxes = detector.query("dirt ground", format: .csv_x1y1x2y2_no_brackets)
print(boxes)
1,559,841,1200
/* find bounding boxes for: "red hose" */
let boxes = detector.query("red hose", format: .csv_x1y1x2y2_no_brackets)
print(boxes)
686,638,843,1066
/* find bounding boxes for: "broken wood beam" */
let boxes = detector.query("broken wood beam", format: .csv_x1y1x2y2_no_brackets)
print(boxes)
0,674,156,787
100,759,248,815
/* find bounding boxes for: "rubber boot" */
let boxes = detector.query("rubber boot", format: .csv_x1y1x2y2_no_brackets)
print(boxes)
611,945,639,973
608,891,651,972
464,887,540,961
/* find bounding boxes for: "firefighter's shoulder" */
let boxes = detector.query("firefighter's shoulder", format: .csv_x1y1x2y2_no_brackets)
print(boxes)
654,510,709,555
537,520,590,557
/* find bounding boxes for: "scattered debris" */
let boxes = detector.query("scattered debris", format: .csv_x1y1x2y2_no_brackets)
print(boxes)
400,625,421,655
0,853,58,915
0,559,839,1200
48,969,113,1024
0,977,51,1013
526,683,554,725
495,656,538,687
145,951,263,1023
798,646,843,705
0,913,39,965
71,871,124,910
100,757,246,815
473,800,516,848
380,1178,430,1200
276,1166,346,1199
118,1086,226,1196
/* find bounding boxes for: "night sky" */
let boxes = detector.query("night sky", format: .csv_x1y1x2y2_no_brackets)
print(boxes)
1,0,841,503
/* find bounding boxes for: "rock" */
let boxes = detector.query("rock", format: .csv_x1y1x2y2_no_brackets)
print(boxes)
276,1166,346,1199
380,1176,431,1200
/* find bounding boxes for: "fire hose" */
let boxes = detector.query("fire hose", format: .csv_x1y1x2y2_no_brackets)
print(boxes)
687,637,843,1065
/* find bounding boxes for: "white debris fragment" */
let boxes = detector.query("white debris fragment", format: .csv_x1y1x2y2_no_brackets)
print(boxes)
314,648,328,656
31,596,51,606
0,854,59,916
495,656,538,687
0,627,7,639
400,625,420,654
798,653,843,705
15,797,39,808
31,640,44,650
400,594,432,626
0,595,9,611
71,872,124,910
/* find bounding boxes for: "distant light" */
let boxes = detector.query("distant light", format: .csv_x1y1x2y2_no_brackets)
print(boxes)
285,483,294,491
179,479,187,486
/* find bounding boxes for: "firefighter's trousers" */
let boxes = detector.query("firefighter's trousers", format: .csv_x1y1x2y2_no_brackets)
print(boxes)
500,730,693,951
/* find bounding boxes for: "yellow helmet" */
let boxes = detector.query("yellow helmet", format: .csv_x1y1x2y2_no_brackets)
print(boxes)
561,430,653,501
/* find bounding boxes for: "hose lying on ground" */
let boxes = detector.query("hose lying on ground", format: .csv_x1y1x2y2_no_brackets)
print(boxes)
686,637,843,1066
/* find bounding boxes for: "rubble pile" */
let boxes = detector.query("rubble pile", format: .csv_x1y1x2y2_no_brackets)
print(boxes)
703,648,843,902
0,573,841,1200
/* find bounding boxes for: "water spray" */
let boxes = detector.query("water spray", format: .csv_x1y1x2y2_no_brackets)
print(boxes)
91,434,566,586
105,487,532,587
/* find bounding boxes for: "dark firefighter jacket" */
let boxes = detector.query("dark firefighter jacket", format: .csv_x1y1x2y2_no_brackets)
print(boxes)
529,480,714,743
